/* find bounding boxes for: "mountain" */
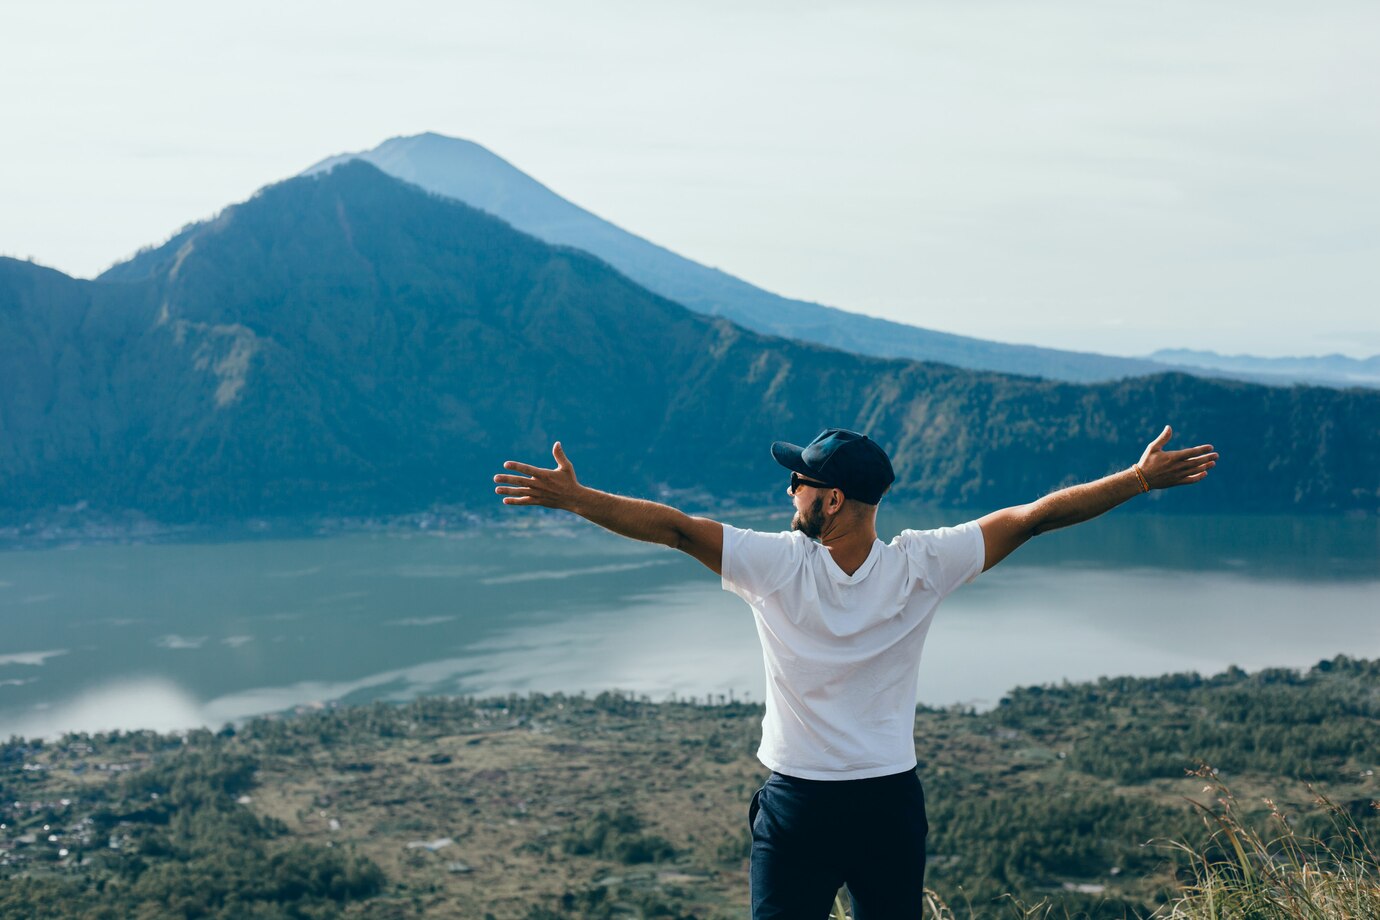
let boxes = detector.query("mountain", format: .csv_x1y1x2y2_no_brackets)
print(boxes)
1149,349,1380,389
292,133,1198,385
6,162,1379,523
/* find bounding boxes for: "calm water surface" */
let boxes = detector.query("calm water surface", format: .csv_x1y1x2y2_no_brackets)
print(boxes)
1,509,1376,738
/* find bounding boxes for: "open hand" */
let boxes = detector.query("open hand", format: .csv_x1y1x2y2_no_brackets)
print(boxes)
1138,426,1218,489
493,442,582,509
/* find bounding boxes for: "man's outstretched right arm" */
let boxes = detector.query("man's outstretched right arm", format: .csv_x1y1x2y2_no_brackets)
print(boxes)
493,442,724,576
977,425,1218,573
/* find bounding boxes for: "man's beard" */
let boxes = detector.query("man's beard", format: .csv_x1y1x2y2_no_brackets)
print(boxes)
791,496,826,539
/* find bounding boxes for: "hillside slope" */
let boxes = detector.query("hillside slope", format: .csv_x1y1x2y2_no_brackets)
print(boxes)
293,133,1192,384
7,162,1379,522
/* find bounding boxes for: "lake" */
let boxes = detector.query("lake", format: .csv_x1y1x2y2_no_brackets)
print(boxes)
1,507,1377,739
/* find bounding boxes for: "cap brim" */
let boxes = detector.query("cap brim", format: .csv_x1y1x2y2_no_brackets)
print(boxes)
770,441,814,476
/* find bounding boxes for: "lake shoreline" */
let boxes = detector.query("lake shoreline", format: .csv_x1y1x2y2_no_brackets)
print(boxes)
3,513,1377,739
3,497,1375,554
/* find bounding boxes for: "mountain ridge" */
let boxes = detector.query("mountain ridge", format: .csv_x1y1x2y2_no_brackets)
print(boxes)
297,134,1212,385
6,161,1379,524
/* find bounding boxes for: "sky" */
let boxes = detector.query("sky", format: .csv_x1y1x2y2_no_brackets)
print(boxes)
3,1,1377,359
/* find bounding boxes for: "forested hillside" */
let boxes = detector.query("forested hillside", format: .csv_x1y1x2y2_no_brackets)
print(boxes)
2,659,1376,918
3,162,1378,525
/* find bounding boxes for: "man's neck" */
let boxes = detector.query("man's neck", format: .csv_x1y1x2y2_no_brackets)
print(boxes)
819,517,879,576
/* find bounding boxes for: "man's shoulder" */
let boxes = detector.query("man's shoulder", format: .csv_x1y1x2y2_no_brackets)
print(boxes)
721,525,812,598
723,525,813,565
887,521,986,594
888,520,981,545
725,523,809,544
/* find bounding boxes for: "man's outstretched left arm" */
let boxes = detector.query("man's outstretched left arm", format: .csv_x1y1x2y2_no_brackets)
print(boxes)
493,442,724,576
977,425,1218,573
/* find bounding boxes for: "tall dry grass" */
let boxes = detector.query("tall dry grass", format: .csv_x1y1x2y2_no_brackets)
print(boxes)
828,767,1379,920
1156,768,1380,920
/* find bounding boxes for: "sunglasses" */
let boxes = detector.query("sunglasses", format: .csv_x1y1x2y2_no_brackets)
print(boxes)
790,472,835,494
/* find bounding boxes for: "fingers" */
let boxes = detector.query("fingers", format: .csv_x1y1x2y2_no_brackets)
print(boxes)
1138,424,1219,489
496,484,549,506
1164,455,1217,487
1172,451,1217,472
1173,450,1218,467
502,443,574,477
494,466,539,501
495,444,572,509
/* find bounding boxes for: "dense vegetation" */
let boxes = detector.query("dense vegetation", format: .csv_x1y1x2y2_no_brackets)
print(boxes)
3,659,1376,918
0,738,384,918
3,162,1379,529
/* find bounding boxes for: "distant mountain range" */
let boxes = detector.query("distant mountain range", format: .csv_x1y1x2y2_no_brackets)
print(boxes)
1149,349,1380,388
3,162,1376,525
303,133,1377,390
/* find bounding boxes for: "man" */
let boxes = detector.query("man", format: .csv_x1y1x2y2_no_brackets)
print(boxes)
493,425,1217,919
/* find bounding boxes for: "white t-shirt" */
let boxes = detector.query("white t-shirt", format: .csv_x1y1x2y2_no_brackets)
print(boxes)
721,520,985,780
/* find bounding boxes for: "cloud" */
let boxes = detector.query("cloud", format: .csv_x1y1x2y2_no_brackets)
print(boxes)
155,634,207,650
479,559,670,585
0,678,205,740
0,649,68,667
265,565,323,578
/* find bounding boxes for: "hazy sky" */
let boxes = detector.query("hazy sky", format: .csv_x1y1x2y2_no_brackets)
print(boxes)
3,1,1377,358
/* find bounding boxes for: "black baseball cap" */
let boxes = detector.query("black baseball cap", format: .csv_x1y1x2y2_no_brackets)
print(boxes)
770,428,895,505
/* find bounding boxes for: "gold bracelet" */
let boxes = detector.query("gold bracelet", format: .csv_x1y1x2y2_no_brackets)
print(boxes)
1132,465,1149,493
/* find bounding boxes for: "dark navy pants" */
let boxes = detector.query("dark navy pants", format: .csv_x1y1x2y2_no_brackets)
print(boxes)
748,768,928,920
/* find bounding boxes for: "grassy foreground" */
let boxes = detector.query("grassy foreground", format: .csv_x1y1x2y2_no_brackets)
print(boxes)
2,658,1377,919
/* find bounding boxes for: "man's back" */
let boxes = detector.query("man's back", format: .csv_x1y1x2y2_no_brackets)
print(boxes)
721,521,985,779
